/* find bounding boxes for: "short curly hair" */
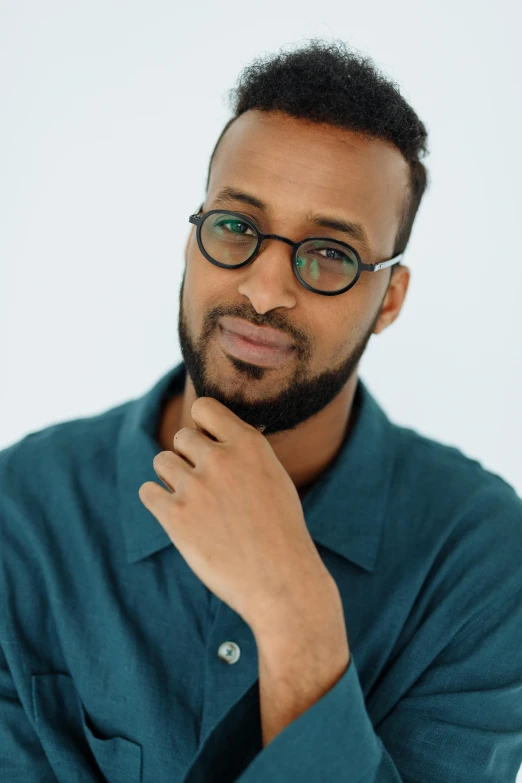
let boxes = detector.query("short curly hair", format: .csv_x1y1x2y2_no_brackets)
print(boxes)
205,39,430,265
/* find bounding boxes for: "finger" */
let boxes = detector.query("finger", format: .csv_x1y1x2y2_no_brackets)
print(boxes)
173,426,215,467
190,397,253,443
138,480,174,513
138,481,180,545
152,450,191,493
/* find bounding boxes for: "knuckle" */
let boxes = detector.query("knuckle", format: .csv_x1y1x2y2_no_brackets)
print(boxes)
205,446,223,466
241,428,259,448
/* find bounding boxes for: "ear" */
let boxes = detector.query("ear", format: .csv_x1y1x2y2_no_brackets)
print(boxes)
373,265,411,335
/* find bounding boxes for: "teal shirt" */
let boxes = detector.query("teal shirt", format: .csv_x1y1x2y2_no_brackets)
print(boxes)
1,360,521,783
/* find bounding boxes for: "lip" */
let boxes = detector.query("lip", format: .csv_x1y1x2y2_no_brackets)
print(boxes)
218,326,294,367
219,317,295,350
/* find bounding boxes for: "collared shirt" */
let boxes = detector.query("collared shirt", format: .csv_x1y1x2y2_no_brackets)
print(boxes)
1,359,521,783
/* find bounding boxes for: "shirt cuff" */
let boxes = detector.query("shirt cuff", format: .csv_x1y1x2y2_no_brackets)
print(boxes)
182,655,391,783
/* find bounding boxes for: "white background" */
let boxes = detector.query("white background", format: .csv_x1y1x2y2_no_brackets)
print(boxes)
0,2,521,779
1,2,521,498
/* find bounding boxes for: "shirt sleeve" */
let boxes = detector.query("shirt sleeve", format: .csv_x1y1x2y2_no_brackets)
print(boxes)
182,587,522,783
0,642,58,782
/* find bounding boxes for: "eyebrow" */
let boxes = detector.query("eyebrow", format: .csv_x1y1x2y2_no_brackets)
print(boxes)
212,186,373,254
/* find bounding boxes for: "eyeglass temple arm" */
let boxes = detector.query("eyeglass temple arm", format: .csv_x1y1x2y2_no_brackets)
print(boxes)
360,254,404,272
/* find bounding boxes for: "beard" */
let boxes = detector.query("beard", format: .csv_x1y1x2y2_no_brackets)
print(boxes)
177,270,384,437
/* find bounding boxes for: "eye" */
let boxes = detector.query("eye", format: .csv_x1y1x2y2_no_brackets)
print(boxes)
214,218,255,237
319,246,354,263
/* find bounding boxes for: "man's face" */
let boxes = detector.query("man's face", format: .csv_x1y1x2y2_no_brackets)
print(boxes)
178,109,410,436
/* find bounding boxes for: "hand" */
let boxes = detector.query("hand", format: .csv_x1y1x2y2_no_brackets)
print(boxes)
138,397,332,631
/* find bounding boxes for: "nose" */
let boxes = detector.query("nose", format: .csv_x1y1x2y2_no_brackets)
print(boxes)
237,236,299,314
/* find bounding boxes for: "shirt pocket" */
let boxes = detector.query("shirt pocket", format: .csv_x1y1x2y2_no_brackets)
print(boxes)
32,672,142,783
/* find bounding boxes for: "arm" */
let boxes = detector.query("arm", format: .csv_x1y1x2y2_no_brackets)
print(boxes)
253,575,350,748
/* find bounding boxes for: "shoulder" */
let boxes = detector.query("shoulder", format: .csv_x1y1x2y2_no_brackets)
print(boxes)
391,420,521,514
388,422,522,614
0,398,129,482
0,400,130,553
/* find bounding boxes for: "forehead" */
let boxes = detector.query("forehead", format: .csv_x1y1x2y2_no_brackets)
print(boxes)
208,110,410,252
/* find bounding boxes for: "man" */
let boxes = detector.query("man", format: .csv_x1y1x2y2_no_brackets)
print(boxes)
1,39,521,783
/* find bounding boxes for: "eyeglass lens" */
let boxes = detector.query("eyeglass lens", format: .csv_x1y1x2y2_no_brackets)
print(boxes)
200,212,359,293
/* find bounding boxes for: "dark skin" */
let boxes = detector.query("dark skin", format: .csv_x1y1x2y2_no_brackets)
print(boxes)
158,108,410,499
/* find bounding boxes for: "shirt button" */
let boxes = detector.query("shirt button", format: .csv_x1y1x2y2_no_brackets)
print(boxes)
217,641,241,664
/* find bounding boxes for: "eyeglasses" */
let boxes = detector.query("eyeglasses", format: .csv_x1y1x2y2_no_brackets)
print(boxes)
188,206,404,296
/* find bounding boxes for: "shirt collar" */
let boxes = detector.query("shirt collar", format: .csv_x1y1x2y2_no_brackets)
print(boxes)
118,360,396,573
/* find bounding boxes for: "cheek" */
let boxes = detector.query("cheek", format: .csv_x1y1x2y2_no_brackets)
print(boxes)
183,251,234,329
185,247,217,302
188,244,227,290
315,298,367,358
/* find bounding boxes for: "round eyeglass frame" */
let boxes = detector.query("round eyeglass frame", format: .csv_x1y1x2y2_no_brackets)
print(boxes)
188,206,404,297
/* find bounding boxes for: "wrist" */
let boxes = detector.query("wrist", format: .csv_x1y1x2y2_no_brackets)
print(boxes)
250,570,346,646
